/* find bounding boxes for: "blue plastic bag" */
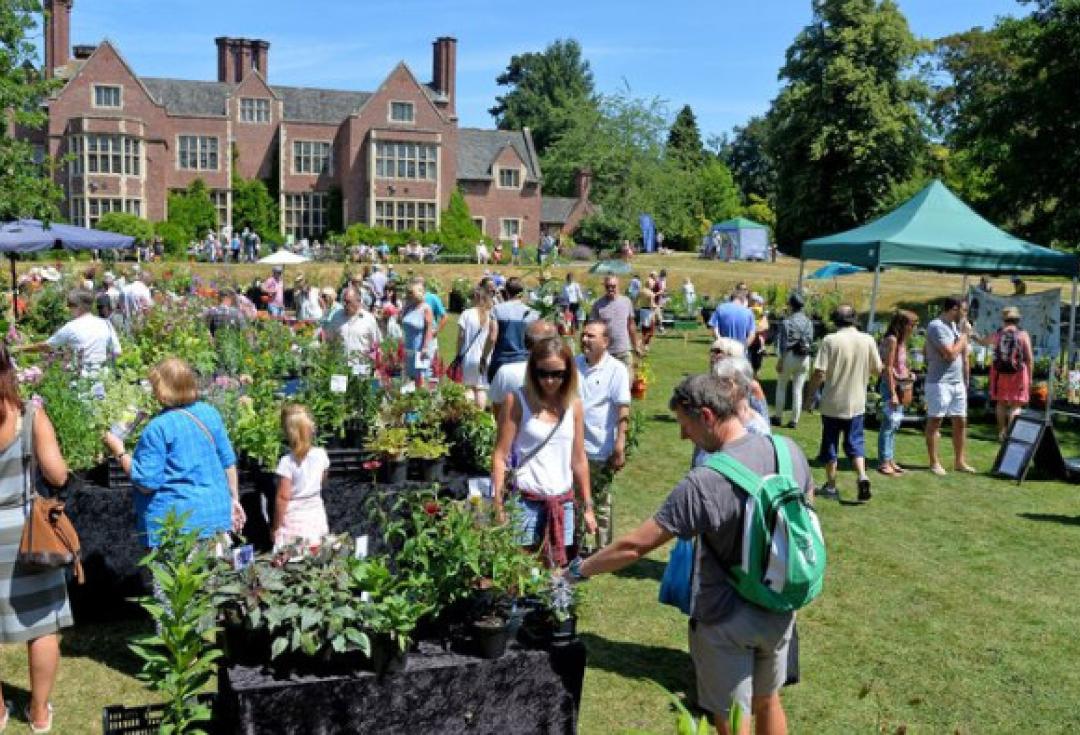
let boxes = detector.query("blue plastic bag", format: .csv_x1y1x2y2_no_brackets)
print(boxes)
658,538,694,615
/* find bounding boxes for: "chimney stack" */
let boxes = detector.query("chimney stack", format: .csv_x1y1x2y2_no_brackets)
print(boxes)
431,37,457,115
215,37,270,83
574,168,593,202
43,0,73,78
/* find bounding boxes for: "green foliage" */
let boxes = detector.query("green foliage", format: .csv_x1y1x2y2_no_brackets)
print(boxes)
439,188,483,253
20,283,67,337
166,179,217,245
489,38,597,156
767,0,929,249
0,0,63,221
232,176,281,241
719,114,777,204
129,511,222,735
216,384,284,471
96,212,153,243
666,105,705,169
695,158,742,226
29,364,102,472
153,220,189,257
741,193,777,232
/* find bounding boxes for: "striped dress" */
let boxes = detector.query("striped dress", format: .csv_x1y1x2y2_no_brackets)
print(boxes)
0,406,73,642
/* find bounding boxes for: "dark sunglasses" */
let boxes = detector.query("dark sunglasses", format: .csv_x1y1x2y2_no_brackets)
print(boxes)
536,369,568,381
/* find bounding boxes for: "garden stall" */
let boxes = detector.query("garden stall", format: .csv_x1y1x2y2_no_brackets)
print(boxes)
711,217,771,261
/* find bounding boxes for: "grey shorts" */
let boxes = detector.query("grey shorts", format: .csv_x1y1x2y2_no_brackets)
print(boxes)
688,606,794,719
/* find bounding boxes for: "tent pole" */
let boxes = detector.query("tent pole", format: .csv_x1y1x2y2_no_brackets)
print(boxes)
1068,277,1077,368
797,258,805,293
867,264,882,333
8,255,15,322
961,274,969,294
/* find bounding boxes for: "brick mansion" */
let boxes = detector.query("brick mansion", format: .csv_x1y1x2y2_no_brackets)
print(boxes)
27,0,594,243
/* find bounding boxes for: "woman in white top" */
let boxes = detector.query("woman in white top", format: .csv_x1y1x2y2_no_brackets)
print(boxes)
271,404,330,548
455,286,498,408
492,337,595,566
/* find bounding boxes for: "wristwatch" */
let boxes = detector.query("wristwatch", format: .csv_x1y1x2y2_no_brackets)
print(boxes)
567,556,589,581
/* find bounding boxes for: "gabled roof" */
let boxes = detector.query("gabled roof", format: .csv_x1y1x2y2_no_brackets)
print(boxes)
456,128,541,182
541,196,580,224
140,77,373,123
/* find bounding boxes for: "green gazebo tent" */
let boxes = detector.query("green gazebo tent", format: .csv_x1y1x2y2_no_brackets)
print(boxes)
798,180,1079,332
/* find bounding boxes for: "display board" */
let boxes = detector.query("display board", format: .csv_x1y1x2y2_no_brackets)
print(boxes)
967,287,1061,357
991,410,1067,483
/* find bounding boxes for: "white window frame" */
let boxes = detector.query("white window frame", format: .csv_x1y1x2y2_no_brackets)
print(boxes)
92,84,122,109
388,100,415,124
374,199,438,232
282,191,329,238
239,97,271,123
374,141,437,180
499,218,522,242
84,197,142,228
177,135,219,171
497,166,522,190
82,133,141,176
292,140,333,175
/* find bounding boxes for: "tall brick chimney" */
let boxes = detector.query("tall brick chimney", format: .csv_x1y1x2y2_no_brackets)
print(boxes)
574,168,593,202
43,0,73,78
215,37,270,83
431,37,457,114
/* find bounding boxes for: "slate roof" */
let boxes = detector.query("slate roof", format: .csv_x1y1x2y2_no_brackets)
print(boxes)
541,196,580,224
139,77,371,123
456,128,541,182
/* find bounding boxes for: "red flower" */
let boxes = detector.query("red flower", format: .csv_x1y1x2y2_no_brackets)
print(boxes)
423,501,440,517
362,459,382,471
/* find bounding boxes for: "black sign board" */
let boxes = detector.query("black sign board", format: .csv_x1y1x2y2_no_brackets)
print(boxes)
991,409,1067,483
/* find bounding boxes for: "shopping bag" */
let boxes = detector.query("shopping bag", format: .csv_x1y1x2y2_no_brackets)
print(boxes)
658,537,693,615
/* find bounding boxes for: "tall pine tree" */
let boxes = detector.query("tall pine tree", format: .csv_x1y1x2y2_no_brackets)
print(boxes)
766,0,928,249
666,105,705,168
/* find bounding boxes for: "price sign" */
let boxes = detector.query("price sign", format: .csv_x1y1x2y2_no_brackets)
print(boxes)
330,374,348,393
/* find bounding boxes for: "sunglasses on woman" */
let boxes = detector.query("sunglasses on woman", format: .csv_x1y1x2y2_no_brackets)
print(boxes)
536,369,568,381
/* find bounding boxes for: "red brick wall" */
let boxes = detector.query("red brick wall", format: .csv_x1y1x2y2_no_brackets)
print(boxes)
462,145,541,245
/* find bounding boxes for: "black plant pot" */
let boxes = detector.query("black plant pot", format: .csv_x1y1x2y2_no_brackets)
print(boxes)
471,618,512,660
369,634,408,676
379,457,409,484
550,614,578,643
420,457,446,483
220,622,272,667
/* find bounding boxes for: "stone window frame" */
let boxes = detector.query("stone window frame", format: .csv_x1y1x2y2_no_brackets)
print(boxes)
92,84,122,109
292,140,333,175
373,198,438,232
499,217,522,242
496,166,522,190
283,191,329,238
374,140,437,181
388,100,415,124
239,98,271,124
177,135,220,171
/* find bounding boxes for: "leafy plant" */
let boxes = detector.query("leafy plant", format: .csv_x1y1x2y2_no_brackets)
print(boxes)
407,436,449,460
367,427,409,459
450,409,497,474
28,361,102,471
129,511,222,735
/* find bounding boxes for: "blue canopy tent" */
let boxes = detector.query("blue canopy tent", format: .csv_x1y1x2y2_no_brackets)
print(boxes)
0,219,135,316
711,217,771,261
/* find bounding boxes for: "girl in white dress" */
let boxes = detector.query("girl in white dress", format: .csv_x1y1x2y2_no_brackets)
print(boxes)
455,286,498,408
271,404,330,548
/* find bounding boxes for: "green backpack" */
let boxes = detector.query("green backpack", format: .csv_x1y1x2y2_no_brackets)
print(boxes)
704,435,826,613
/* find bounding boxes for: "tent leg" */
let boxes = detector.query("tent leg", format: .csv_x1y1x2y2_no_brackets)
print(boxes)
1068,277,1077,368
961,274,969,294
8,255,15,322
866,265,882,332
797,258,805,293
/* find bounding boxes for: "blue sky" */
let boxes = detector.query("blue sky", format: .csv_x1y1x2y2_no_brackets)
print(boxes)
44,0,1022,139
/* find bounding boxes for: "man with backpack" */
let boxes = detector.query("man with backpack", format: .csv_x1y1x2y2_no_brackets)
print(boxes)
575,373,822,735
773,292,814,428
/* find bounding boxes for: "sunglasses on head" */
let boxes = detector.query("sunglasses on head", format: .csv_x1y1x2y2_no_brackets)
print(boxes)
536,369,568,381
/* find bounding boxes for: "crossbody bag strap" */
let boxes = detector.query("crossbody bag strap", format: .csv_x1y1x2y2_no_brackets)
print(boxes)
457,319,486,360
20,403,37,507
175,408,216,449
514,391,566,471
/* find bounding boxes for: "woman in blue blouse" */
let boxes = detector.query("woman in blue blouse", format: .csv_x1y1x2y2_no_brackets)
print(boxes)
104,358,244,546
401,280,434,385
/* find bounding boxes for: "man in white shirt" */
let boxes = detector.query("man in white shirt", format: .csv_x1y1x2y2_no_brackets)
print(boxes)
489,319,558,417
122,271,153,317
575,320,631,549
323,287,381,365
19,289,121,374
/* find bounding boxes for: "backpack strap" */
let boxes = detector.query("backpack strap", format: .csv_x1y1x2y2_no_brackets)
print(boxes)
769,435,794,478
704,452,764,497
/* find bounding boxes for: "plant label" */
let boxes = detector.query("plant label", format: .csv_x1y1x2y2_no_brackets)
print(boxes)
330,374,348,393
232,544,254,570
352,362,372,377
354,535,369,559
400,382,416,395
414,351,432,371
468,477,493,499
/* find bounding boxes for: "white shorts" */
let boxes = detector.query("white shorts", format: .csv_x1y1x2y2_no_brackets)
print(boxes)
926,381,967,418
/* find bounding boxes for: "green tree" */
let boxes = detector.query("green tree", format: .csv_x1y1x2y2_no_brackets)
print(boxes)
742,194,777,232
166,179,217,244
439,188,482,253
934,3,1080,247
95,212,153,243
767,0,928,249
719,115,777,204
0,0,62,221
489,38,596,157
695,158,742,224
666,104,705,168
232,176,280,240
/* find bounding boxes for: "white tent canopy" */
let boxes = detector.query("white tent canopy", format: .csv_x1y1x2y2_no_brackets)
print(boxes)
258,249,310,265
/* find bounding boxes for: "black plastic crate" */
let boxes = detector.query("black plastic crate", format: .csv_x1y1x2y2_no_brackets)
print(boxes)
103,694,215,735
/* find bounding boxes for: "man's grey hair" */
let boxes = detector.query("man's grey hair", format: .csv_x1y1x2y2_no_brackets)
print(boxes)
524,319,557,349
710,337,746,359
711,355,755,391
67,288,95,312
668,373,745,422
582,319,610,340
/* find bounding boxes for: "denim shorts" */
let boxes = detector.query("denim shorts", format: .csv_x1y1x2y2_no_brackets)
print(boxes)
513,497,574,547
818,414,866,463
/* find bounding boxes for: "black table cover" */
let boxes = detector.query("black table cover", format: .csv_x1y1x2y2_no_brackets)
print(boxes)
215,640,586,735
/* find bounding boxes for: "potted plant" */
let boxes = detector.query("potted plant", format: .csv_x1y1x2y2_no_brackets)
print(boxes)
521,570,582,646
407,436,450,482
631,358,654,400
367,427,409,483
361,556,429,675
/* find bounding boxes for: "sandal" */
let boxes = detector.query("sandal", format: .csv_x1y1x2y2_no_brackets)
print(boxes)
877,466,896,476
24,703,52,734
892,464,906,475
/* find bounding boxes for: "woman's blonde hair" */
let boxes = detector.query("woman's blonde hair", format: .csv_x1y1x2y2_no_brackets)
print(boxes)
149,358,198,407
472,286,492,324
525,336,578,412
281,403,316,461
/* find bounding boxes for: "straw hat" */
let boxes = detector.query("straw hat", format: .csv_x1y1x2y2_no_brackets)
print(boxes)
1002,306,1021,321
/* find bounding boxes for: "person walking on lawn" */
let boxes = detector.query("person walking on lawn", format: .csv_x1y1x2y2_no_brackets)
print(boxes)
773,292,814,429
576,373,813,735
804,304,881,502
924,297,976,475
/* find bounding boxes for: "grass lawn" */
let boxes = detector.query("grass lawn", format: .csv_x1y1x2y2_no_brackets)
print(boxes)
4,264,1080,732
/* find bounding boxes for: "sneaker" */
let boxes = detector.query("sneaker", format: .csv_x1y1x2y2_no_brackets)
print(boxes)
857,477,872,502
818,484,840,500
770,416,782,427
785,421,797,429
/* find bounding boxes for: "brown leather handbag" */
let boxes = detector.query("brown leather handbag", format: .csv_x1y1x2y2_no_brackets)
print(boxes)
16,405,84,583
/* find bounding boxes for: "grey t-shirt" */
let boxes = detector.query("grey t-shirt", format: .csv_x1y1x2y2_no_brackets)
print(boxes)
926,317,963,384
590,295,634,355
654,433,814,624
